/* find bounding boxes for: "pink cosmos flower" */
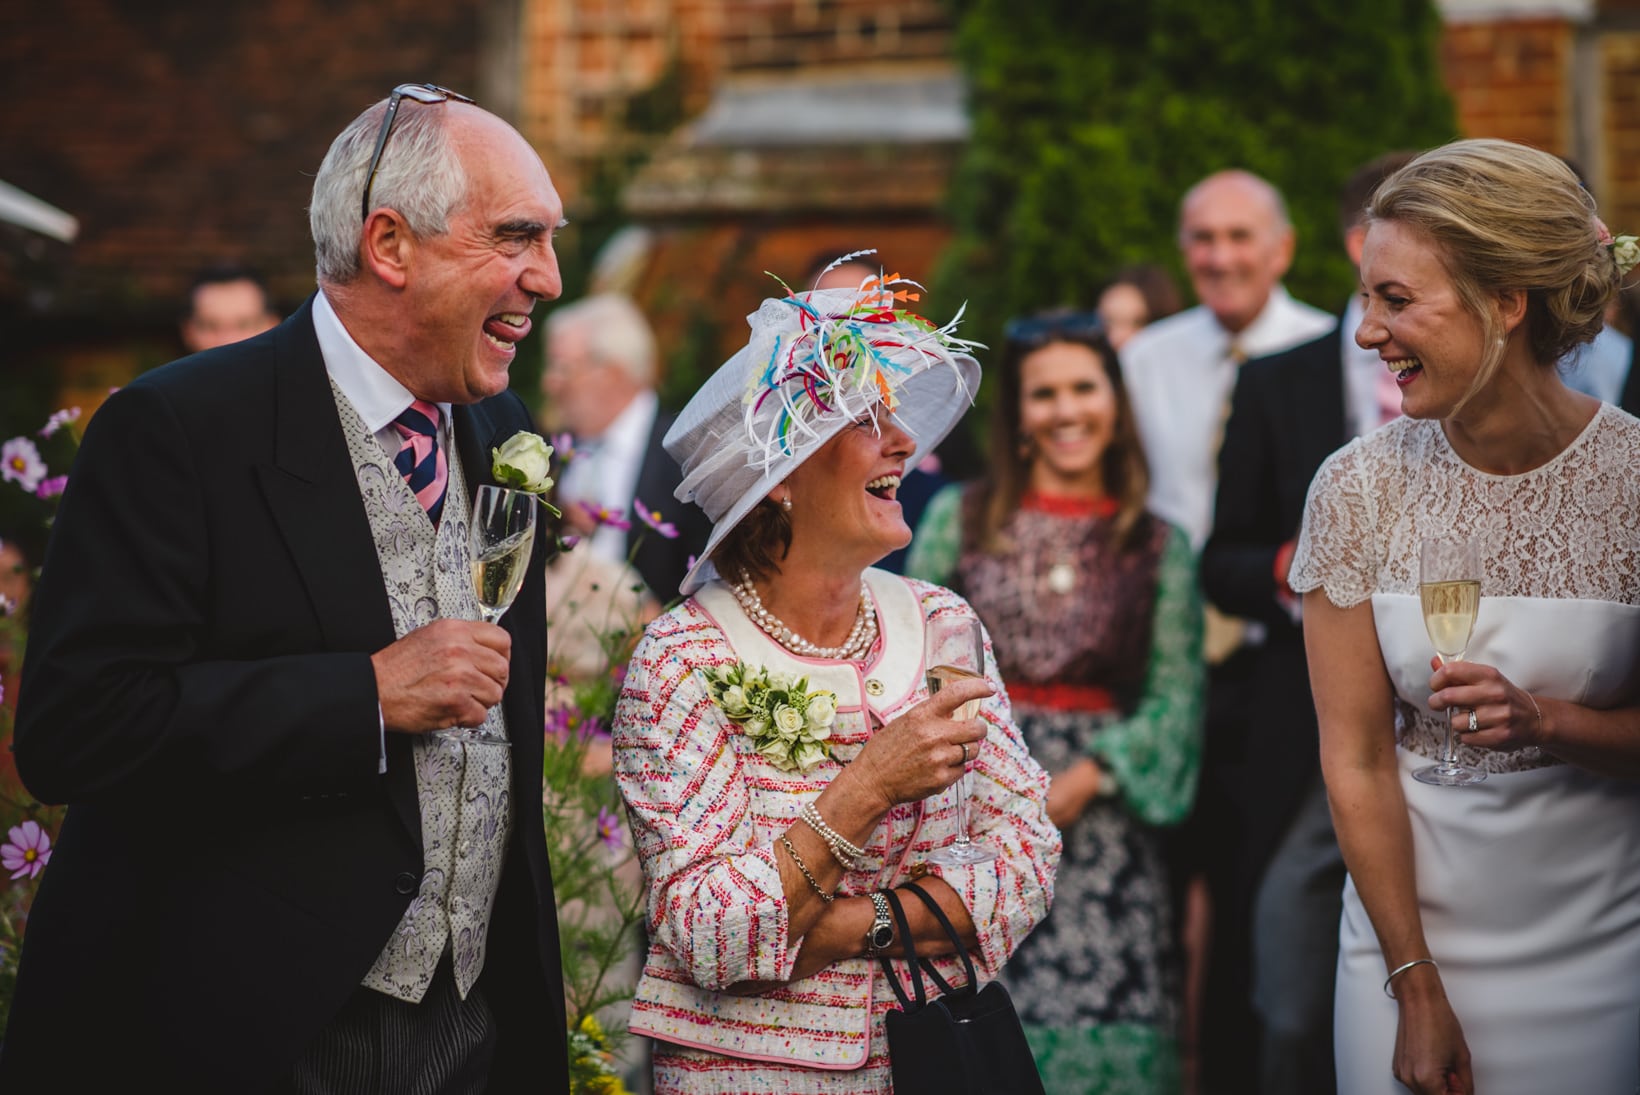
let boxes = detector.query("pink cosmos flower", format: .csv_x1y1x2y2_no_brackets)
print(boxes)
633,499,679,540
2,437,47,493
545,704,577,739
595,806,625,850
578,501,631,532
35,475,68,500
38,407,81,439
2,820,52,880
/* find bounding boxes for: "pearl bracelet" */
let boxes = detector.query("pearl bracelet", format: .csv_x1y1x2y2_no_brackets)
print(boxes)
799,802,866,868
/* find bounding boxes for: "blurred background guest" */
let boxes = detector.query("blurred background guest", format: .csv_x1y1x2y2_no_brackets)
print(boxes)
1122,167,1335,1092
614,277,1058,1093
178,262,280,354
1295,138,1640,1094
1097,264,1185,352
908,311,1203,1094
542,292,710,605
1202,149,1415,1095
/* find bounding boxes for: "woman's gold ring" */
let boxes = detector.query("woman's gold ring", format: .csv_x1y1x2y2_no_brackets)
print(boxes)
1467,709,1479,732
961,742,971,765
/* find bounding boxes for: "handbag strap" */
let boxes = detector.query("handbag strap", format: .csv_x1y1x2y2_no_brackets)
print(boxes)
900,879,979,997
876,886,927,1010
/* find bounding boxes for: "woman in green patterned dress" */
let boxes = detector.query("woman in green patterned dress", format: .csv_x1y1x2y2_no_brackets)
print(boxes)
908,312,1205,1093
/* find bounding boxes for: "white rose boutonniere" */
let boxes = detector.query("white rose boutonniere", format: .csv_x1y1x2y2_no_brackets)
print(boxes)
698,661,839,773
491,430,561,516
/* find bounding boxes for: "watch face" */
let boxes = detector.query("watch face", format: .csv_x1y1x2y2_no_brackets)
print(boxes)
869,923,895,949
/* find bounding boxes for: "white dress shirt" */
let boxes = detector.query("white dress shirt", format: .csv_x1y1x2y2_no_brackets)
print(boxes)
1123,287,1335,549
559,388,657,564
313,291,453,463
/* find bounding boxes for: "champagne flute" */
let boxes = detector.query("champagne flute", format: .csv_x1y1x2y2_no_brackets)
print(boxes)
924,614,997,867
434,484,537,746
470,484,537,624
1413,538,1487,786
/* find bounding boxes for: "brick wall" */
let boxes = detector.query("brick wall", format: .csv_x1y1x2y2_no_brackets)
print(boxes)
0,0,483,321
519,0,954,209
1601,31,1640,233
1441,17,1576,153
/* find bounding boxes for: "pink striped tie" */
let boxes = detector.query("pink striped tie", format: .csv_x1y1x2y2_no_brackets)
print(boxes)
392,400,448,524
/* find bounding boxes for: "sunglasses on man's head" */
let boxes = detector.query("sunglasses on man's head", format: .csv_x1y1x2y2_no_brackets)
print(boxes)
1002,311,1106,345
360,83,476,222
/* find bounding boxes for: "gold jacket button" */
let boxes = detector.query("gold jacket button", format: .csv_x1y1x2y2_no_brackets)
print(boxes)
865,678,885,696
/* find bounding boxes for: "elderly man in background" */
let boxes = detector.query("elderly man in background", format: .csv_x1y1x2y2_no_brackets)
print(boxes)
1,85,568,1092
1122,168,1334,1093
543,292,709,606
1202,151,1416,1095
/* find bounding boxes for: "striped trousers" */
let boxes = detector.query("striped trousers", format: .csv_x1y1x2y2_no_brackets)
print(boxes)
284,956,498,1095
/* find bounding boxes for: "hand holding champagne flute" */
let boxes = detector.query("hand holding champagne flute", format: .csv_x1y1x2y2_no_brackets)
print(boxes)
434,484,536,746
925,614,997,866
1414,538,1486,786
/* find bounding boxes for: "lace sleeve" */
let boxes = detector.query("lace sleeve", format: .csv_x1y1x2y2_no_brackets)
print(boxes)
1288,436,1383,609
1085,523,1205,826
905,483,964,584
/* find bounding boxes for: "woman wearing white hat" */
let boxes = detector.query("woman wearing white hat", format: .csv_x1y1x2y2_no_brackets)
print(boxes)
610,264,1061,1093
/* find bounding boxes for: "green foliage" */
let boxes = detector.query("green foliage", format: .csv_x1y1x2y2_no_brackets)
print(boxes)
936,0,1458,357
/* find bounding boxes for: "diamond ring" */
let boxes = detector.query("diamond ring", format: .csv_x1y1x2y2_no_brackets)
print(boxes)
1468,709,1479,732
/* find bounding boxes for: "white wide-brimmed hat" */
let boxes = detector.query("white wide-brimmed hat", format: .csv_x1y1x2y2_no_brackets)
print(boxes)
666,265,981,595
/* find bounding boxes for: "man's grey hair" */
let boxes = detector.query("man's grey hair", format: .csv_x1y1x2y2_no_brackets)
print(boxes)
546,293,659,387
309,98,469,284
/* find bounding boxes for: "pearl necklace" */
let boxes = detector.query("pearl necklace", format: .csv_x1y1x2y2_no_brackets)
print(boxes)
732,571,878,661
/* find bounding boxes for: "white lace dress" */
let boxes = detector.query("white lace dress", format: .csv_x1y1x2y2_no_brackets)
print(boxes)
1289,404,1640,1094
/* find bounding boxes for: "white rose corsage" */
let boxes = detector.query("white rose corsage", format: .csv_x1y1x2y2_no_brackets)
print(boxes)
699,661,838,772
491,430,562,516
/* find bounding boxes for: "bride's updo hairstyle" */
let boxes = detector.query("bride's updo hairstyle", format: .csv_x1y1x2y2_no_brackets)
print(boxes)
1367,138,1621,389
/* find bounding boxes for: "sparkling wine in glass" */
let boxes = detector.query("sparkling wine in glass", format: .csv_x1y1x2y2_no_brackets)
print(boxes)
1413,538,1486,786
434,484,537,747
925,615,997,867
471,484,537,624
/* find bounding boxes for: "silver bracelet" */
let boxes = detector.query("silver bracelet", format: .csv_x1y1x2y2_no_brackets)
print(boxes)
1383,957,1438,999
779,835,834,904
799,802,866,868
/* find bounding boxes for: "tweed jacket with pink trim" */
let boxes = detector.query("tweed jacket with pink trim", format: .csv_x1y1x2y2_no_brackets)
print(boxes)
612,569,1060,1071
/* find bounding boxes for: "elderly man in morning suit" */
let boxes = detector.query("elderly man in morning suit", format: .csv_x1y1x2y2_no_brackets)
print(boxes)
1,86,570,1092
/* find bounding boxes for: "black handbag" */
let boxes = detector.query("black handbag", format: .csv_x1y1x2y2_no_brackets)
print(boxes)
878,881,1045,1095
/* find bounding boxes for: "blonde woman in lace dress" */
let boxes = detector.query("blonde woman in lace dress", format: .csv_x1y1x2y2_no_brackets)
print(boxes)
1290,139,1640,1095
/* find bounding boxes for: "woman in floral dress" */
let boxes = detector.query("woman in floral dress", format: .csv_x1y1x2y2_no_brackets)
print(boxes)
909,312,1204,1093
611,268,1060,1094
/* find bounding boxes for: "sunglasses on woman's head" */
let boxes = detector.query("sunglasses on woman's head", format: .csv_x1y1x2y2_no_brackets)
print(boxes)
1002,312,1105,345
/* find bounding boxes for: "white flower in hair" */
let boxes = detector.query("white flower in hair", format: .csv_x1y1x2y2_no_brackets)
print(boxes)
1614,235,1640,278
